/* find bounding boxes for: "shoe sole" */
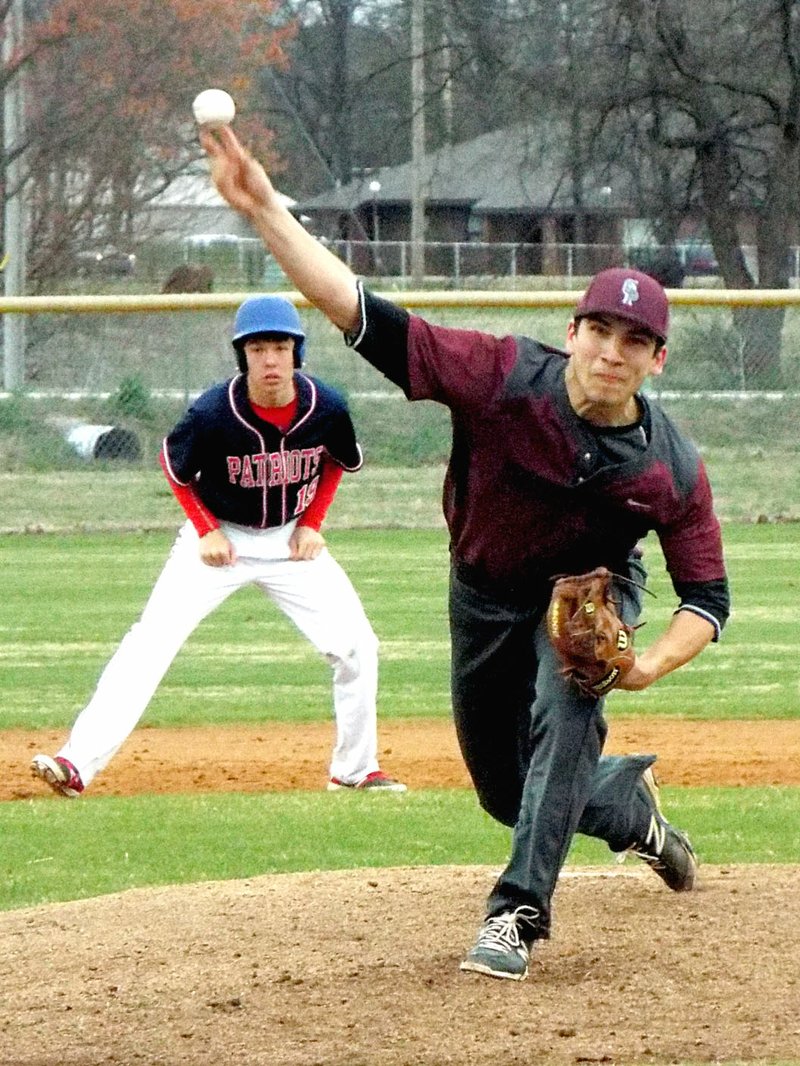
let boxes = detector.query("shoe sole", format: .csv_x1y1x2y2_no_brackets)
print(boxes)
459,959,528,981
30,755,81,798
327,781,408,792
667,833,698,892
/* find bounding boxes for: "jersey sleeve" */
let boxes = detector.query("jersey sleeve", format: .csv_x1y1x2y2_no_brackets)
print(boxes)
312,379,364,471
658,461,730,638
671,578,730,640
345,282,413,393
327,410,363,470
162,404,203,485
345,281,517,409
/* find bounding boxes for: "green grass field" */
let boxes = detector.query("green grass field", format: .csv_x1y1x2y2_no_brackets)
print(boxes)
4,786,800,913
1,521,799,912
2,522,798,729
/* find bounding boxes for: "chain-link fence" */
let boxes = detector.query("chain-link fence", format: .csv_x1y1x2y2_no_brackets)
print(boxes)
1,292,799,530
178,237,800,289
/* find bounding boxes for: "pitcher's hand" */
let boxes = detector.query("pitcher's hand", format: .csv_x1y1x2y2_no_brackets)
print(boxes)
201,126,275,219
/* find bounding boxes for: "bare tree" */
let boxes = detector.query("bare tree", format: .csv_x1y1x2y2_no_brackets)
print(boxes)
260,0,523,195
583,0,800,384
438,0,800,385
263,0,414,194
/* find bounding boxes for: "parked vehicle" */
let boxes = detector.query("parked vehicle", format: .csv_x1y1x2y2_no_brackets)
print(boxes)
628,241,719,282
676,241,719,276
75,247,137,277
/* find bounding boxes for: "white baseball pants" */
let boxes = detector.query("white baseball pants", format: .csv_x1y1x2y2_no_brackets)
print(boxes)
59,520,380,788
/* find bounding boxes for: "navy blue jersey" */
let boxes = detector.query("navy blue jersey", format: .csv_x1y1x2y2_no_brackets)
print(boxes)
162,372,362,529
348,284,729,635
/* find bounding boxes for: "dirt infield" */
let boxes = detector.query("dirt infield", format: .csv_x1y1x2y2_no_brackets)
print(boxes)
3,716,800,800
4,718,800,1064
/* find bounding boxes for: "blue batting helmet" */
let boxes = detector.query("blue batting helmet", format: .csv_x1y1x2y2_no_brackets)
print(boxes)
232,295,306,371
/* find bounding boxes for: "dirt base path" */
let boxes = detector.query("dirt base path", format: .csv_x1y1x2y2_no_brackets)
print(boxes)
3,717,799,800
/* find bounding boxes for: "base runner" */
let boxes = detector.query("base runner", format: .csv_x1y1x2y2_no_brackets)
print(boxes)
31,295,405,797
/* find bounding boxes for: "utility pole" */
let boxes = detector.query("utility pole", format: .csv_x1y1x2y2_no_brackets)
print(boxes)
3,0,27,391
410,0,426,286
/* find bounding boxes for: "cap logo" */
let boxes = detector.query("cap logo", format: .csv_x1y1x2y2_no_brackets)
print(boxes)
621,278,639,307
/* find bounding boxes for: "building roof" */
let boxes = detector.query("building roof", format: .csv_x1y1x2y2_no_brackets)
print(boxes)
298,124,628,214
147,170,296,209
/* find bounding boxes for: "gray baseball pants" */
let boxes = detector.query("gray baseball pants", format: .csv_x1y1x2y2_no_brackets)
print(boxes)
449,560,656,938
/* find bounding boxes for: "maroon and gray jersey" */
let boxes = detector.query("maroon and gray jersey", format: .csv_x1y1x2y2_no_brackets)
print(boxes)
163,372,362,530
347,284,729,636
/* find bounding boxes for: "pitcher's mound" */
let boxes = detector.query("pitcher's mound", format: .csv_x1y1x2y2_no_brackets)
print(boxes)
3,863,798,1065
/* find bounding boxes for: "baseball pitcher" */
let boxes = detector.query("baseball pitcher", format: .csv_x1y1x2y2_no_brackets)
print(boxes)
196,126,730,984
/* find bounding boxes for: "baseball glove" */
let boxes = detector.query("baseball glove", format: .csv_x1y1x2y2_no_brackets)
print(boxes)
546,567,636,697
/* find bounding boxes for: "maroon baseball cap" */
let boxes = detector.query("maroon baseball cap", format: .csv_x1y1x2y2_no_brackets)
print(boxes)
574,267,669,342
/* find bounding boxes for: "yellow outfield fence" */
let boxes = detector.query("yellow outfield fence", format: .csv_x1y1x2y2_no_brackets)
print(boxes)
2,285,799,400
4,285,800,313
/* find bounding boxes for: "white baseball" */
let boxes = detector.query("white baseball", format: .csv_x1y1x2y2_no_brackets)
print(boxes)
192,89,236,128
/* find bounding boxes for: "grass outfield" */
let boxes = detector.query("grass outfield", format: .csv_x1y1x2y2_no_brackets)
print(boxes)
3,786,800,912
1,521,798,728
2,438,799,530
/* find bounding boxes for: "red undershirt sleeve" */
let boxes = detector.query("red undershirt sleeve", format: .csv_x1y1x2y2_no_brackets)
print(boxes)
159,449,220,538
297,461,344,531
